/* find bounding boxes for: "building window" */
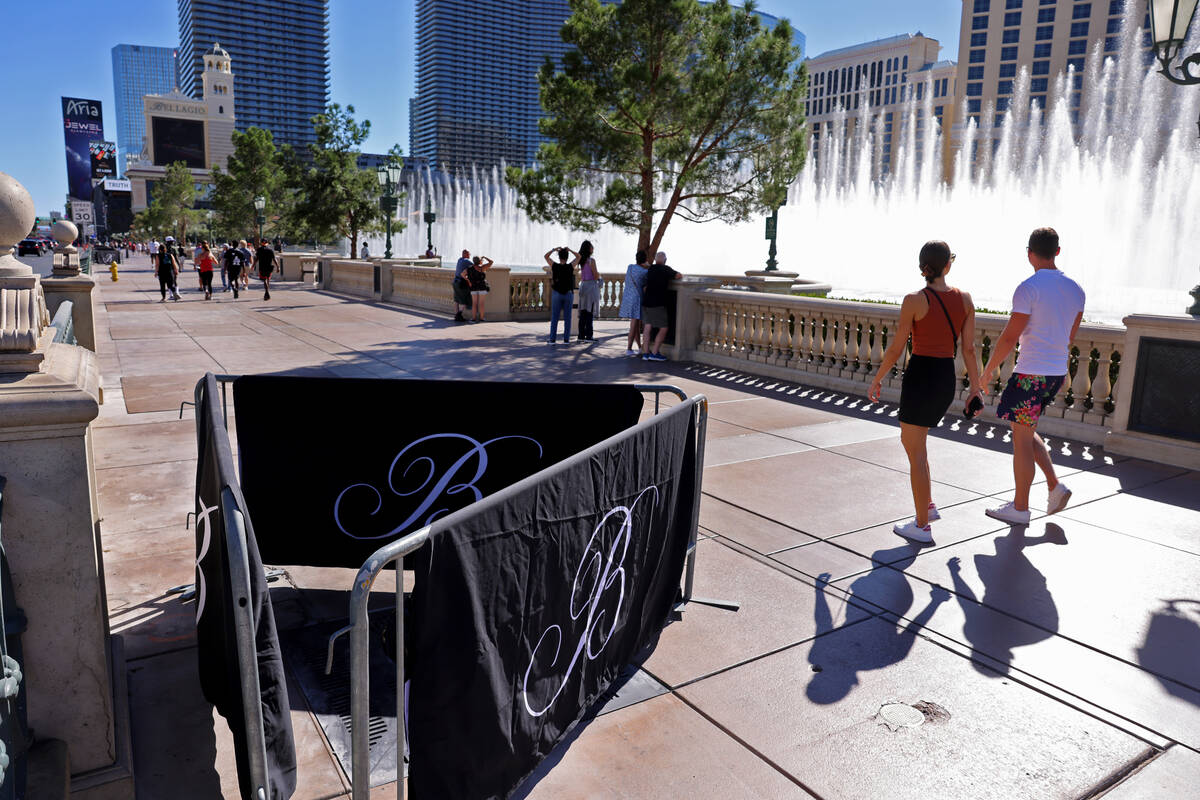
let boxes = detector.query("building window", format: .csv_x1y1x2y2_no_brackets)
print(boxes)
1004,29,1021,42
1106,17,1121,33
1038,7,1055,21
1000,62,1017,77
1031,78,1048,92
941,78,949,95
1004,11,1022,25
1077,2,1094,17
1001,45,1018,60
935,105,944,117
973,15,989,29
1033,60,1050,74
968,99,982,113
1031,95,1046,109
971,32,988,46
1107,0,1121,14
1068,39,1087,54
998,79,1014,94
968,65,985,79
1006,0,1022,7
970,48,987,63
1034,43,1052,57
1104,36,1119,50
1071,21,1089,36
997,96,1011,111
1067,56,1085,71
1036,24,1053,39
903,55,908,70
1071,92,1083,107
974,0,991,11
967,82,983,96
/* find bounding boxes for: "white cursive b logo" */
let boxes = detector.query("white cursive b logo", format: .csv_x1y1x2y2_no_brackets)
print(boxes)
333,432,543,540
193,497,219,623
521,485,660,718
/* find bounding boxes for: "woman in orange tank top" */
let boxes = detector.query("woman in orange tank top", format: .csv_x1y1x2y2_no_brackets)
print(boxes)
868,241,984,544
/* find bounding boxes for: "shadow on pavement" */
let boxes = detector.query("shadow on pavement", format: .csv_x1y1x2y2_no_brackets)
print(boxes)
1137,599,1200,701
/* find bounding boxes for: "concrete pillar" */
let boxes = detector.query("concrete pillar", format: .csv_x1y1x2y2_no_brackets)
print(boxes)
485,266,511,322
41,220,98,353
671,277,723,360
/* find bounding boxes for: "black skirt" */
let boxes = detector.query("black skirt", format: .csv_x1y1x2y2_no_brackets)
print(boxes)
899,354,956,427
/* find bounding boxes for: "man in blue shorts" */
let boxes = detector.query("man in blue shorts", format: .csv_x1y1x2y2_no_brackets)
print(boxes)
980,227,1086,525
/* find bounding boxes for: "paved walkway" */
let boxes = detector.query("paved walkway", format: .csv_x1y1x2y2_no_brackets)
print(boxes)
92,254,1200,798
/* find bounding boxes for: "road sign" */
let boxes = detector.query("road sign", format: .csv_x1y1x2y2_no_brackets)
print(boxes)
71,201,94,227
765,216,777,240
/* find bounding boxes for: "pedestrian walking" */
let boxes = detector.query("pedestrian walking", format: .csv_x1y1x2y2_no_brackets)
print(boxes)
192,240,205,292
223,240,245,299
640,252,680,361
466,255,493,322
576,240,601,341
545,246,579,345
254,238,277,300
361,241,370,259
980,227,1086,525
195,242,217,300
155,240,181,301
868,241,982,544
238,240,253,289
620,250,650,356
453,249,473,322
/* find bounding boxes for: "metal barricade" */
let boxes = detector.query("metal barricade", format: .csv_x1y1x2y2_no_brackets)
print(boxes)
49,300,75,345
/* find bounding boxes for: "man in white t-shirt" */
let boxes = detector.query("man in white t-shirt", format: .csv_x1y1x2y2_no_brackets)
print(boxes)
979,227,1086,525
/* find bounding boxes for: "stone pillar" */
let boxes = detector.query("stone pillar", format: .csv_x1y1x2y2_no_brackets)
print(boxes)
671,277,723,360
1105,314,1200,470
40,220,99,352
485,266,511,322
0,173,129,793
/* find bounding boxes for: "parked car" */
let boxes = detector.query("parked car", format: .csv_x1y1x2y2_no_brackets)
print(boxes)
17,239,43,256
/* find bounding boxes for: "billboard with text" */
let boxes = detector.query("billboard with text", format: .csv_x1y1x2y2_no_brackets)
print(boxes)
62,97,104,201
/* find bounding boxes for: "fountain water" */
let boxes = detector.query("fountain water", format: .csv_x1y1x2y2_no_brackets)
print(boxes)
379,12,1200,324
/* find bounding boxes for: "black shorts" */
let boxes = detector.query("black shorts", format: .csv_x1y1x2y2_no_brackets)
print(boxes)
453,277,471,306
898,355,956,427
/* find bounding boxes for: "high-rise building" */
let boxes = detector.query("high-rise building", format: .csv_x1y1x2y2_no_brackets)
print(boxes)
177,0,329,153
111,44,177,176
805,33,958,178
411,1,805,171
952,0,1151,133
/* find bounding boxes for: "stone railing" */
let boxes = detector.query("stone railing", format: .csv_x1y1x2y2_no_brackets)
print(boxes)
677,286,1125,444
328,259,374,297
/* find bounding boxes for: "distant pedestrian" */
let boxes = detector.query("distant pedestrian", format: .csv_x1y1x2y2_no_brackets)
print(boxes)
620,250,650,356
545,245,579,345
424,246,437,258
149,239,159,257
980,227,1086,525
867,240,981,544
640,252,680,361
466,255,493,322
195,241,217,300
254,238,277,300
453,249,472,322
576,240,601,342
361,241,370,259
192,240,205,291
155,240,181,302
238,240,253,289
223,240,245,299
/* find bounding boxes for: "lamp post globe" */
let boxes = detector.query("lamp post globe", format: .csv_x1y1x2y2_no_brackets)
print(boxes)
377,165,400,260
253,195,265,242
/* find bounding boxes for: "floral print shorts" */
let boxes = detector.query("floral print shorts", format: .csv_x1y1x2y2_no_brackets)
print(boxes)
996,373,1065,428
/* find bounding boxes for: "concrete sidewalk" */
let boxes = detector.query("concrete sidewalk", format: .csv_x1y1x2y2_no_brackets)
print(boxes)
93,254,1200,799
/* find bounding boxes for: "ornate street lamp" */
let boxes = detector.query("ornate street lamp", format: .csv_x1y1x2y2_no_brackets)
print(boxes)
1149,0,1200,312
253,195,265,243
377,163,401,259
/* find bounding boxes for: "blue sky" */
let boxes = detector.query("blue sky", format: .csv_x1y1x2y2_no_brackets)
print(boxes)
0,1,963,215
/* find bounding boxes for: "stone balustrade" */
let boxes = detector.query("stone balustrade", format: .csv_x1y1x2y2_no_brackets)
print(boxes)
678,286,1125,445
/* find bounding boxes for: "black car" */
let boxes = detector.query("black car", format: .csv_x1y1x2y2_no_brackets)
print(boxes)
17,239,43,256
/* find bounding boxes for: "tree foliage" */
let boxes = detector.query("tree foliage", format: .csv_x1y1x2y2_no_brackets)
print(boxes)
507,0,807,255
209,127,281,240
133,161,199,241
288,104,403,258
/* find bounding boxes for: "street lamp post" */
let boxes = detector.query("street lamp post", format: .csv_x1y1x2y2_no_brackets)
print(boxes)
423,198,437,254
205,209,213,244
253,195,265,243
764,206,780,271
377,164,401,259
1149,0,1200,313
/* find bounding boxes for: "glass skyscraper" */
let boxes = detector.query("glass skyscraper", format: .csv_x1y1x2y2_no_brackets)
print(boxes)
177,0,329,153
111,44,177,176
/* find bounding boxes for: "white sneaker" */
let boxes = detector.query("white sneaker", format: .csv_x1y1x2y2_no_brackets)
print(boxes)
893,519,934,544
928,502,941,522
624,349,638,357
985,501,1031,525
1046,483,1072,515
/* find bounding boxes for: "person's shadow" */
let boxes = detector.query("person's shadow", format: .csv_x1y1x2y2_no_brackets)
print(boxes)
806,545,950,704
948,523,1066,676
1136,599,1200,702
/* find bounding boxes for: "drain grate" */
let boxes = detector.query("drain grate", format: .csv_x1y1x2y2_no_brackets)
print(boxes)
281,617,403,787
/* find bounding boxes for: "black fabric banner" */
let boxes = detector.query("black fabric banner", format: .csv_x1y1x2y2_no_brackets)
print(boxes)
232,376,645,568
408,400,698,800
194,374,297,800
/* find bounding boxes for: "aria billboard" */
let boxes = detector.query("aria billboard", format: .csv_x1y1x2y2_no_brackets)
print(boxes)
62,97,104,202
90,140,117,178
151,117,206,169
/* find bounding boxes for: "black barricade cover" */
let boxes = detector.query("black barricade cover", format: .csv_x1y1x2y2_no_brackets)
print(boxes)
409,401,697,799
195,375,297,800
231,376,645,568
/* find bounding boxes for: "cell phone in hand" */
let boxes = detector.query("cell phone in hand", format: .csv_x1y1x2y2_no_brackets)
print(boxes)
964,394,984,419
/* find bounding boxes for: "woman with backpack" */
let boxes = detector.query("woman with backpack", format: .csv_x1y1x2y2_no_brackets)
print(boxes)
868,240,983,544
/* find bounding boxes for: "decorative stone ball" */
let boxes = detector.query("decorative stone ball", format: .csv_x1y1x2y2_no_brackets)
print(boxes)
52,220,79,248
0,172,36,250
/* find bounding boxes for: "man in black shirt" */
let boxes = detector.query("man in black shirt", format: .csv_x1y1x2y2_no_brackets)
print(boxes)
640,251,681,361
222,240,244,299
156,239,181,302
253,239,276,300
